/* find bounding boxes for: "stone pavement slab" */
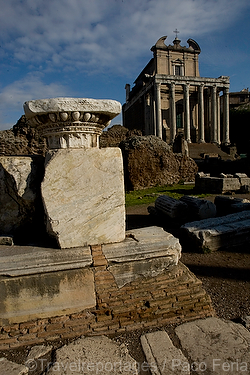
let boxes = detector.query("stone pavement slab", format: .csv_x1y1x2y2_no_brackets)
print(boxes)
141,331,190,375
175,317,250,374
47,335,138,375
0,357,28,375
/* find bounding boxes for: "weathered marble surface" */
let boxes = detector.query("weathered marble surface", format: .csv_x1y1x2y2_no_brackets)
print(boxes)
42,148,125,248
0,268,95,325
0,156,44,237
103,226,181,287
175,317,250,375
0,245,92,276
48,336,138,375
24,98,122,149
180,211,250,252
24,98,121,118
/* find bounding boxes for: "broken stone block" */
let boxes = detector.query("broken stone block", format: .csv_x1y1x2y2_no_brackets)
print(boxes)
0,156,44,242
155,195,188,220
214,195,250,216
0,357,28,375
180,195,216,220
103,226,181,288
42,148,125,248
0,236,13,246
180,211,250,252
195,173,241,193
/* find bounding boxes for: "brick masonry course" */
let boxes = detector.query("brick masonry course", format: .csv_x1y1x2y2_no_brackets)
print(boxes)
0,243,214,350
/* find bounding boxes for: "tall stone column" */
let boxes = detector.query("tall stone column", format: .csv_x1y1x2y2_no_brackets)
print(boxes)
183,84,191,143
155,82,162,139
211,85,218,143
223,87,230,145
170,83,176,143
24,98,125,249
198,84,205,143
217,91,221,144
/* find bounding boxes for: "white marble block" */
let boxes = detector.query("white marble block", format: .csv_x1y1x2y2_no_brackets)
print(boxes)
42,147,125,248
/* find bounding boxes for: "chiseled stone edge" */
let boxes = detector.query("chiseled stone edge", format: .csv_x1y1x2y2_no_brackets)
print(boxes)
0,246,92,276
24,98,122,119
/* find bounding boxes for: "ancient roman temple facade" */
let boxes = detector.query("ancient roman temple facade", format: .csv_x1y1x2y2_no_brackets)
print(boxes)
122,35,230,145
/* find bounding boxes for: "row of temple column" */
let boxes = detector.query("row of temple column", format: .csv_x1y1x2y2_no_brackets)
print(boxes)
154,82,230,145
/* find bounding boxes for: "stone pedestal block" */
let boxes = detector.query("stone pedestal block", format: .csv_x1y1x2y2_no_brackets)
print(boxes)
42,148,125,248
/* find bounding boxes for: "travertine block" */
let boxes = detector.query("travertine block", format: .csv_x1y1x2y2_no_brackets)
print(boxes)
42,147,125,248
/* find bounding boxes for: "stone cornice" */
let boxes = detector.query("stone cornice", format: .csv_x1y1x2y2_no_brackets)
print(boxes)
23,98,121,149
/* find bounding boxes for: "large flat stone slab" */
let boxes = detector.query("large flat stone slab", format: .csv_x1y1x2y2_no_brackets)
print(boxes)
180,211,250,252
0,268,95,325
47,336,138,374
141,331,190,374
42,147,125,248
0,245,92,276
175,317,250,374
103,226,181,287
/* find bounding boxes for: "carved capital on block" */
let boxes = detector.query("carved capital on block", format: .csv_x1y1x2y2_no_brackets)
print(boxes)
23,98,121,149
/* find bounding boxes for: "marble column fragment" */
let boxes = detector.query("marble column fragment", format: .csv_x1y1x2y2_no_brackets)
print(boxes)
24,98,125,249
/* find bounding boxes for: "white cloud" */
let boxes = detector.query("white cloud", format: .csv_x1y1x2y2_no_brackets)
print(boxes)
0,73,70,129
0,0,249,129
0,0,248,76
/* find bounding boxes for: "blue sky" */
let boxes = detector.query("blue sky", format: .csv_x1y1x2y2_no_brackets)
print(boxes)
0,0,250,130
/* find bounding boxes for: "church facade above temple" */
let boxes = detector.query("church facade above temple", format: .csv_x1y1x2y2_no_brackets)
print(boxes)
122,35,230,145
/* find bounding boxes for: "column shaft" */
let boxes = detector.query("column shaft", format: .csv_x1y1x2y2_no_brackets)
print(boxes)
183,84,191,143
211,85,217,143
217,92,221,144
170,83,176,143
198,85,205,143
154,82,162,139
223,87,230,145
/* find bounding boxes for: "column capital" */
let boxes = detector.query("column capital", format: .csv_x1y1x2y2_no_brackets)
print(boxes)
24,98,121,149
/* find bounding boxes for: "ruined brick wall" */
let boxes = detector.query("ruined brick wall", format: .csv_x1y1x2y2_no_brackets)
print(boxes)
0,246,214,350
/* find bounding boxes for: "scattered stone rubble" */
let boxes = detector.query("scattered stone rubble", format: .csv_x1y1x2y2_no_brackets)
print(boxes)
195,171,250,194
